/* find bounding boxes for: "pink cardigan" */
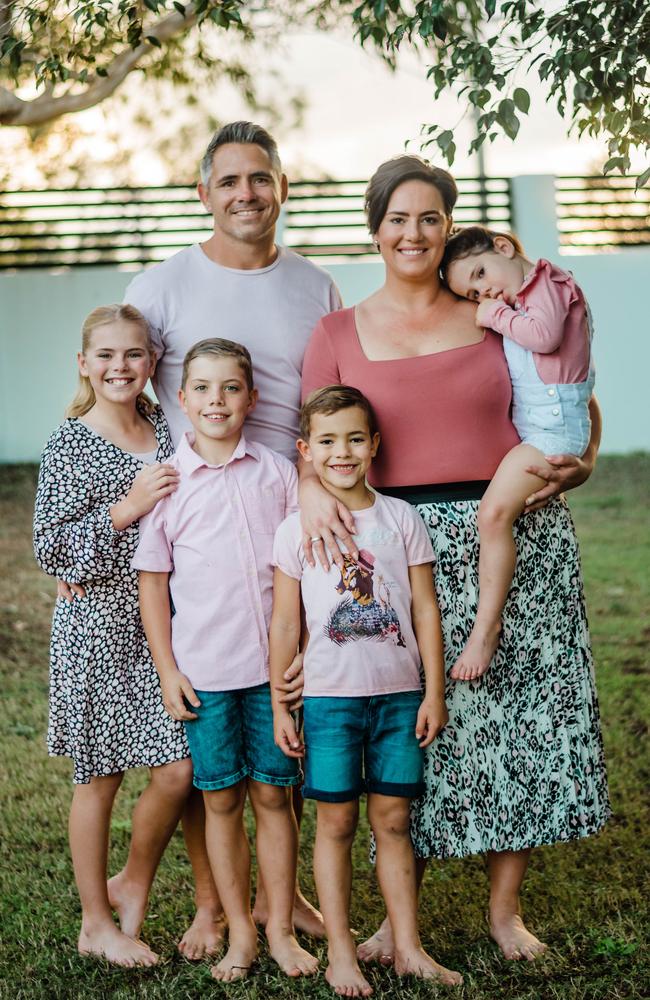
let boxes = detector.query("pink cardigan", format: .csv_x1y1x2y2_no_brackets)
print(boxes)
302,308,520,488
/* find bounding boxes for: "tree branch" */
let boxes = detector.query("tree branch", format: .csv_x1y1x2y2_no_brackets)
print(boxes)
0,5,199,126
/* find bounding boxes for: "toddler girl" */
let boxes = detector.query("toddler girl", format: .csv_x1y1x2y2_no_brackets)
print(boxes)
441,227,595,681
33,304,192,965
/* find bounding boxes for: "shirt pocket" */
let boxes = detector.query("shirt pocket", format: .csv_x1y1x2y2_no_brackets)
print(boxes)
242,487,286,534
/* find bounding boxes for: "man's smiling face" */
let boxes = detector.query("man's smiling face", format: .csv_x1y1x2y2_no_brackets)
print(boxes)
198,142,288,247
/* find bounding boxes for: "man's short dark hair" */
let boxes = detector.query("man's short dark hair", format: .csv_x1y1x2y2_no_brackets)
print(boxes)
200,121,282,185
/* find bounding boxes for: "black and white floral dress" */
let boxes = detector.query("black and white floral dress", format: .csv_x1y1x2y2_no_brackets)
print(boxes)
33,406,189,784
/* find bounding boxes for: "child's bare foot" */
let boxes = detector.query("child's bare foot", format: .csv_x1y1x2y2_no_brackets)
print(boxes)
178,906,227,960
253,889,326,938
356,917,394,965
107,872,148,940
78,923,158,967
326,951,373,997
450,624,501,681
490,913,548,961
267,926,319,977
394,945,463,985
210,926,258,983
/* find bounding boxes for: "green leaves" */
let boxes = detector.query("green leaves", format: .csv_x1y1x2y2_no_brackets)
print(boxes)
513,87,530,114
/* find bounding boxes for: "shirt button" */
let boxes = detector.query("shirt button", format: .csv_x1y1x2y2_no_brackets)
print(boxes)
552,408,560,416
547,388,556,396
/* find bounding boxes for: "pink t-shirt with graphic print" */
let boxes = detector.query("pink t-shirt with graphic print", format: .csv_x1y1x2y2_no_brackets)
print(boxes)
273,492,434,698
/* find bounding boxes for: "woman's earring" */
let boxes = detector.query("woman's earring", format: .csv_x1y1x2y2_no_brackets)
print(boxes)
373,240,380,251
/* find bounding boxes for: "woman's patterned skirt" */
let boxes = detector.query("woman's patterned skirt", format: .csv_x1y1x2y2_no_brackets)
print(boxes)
409,496,610,859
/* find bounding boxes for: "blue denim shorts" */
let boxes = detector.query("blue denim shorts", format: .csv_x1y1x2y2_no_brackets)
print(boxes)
184,682,300,791
302,691,425,802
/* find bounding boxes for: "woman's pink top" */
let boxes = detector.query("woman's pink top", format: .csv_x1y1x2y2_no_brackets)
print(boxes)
302,307,520,488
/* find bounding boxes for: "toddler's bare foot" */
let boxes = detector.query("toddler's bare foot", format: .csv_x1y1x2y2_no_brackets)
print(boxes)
356,917,394,966
210,925,258,983
78,923,158,967
253,888,326,938
107,872,148,940
326,949,373,997
178,906,227,960
450,625,501,681
267,926,319,977
394,945,463,985
490,913,548,961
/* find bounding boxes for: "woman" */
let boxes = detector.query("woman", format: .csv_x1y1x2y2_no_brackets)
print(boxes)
299,155,610,963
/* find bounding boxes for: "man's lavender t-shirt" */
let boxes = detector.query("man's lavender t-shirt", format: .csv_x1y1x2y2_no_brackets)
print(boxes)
124,245,341,458
273,493,435,698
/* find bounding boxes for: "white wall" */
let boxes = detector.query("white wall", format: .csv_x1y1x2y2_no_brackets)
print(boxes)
1,193,649,461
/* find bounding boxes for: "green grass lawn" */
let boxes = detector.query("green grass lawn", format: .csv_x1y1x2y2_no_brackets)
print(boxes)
1,456,648,999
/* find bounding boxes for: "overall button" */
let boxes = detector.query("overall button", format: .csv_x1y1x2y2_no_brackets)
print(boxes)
552,408,560,416
547,388,556,396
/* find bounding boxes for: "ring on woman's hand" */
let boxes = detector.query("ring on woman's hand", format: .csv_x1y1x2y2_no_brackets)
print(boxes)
310,536,322,542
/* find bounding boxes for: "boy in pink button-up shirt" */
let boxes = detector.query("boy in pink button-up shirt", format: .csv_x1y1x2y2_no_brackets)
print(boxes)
134,338,318,983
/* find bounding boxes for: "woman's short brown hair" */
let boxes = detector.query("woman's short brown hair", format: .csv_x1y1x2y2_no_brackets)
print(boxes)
440,225,525,285
364,155,458,235
300,385,379,440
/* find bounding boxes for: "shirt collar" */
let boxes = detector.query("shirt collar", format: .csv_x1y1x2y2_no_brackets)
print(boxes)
176,431,261,475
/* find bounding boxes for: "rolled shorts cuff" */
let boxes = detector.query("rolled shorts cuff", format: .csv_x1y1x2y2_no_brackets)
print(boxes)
302,784,365,803
193,765,248,791
366,779,425,799
249,767,301,788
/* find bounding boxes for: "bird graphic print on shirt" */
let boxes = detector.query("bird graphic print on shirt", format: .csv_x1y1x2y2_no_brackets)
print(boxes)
326,549,406,648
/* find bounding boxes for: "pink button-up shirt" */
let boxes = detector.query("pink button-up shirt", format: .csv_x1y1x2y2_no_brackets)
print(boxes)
133,433,298,691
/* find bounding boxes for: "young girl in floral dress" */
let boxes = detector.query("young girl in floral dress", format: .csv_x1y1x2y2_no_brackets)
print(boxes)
34,304,192,967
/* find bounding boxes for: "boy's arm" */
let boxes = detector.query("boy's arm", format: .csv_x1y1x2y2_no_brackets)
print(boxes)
476,270,573,354
408,562,448,748
139,570,200,721
269,567,305,757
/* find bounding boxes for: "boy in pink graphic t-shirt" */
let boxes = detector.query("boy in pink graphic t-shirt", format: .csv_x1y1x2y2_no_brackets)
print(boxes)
133,338,318,984
270,386,462,995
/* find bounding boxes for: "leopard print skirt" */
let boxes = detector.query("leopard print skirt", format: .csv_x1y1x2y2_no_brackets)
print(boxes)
410,496,610,859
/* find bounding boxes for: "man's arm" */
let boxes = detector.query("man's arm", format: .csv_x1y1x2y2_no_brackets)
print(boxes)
408,562,448,748
524,394,602,511
139,570,200,721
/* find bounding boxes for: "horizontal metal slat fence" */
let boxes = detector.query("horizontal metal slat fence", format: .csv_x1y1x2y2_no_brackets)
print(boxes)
0,178,511,269
556,176,650,251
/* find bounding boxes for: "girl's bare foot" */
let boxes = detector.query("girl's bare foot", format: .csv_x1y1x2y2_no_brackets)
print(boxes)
78,923,158,967
253,889,326,938
450,624,501,681
178,906,227,960
490,913,548,961
394,945,463,985
210,927,258,983
107,872,148,940
326,951,373,997
356,917,394,966
266,926,319,977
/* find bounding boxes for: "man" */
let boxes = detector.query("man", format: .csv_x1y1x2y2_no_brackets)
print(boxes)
124,121,343,958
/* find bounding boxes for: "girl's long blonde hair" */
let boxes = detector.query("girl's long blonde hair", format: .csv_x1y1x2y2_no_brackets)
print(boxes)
66,304,156,418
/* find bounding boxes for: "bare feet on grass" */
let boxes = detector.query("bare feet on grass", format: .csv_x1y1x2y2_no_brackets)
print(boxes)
107,872,148,940
78,923,158,967
394,945,463,986
210,924,258,983
178,906,227,960
326,947,373,997
450,624,501,681
356,917,394,966
266,926,319,977
253,889,326,938
490,912,548,961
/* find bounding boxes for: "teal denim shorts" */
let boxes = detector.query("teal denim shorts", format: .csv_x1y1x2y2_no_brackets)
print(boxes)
184,682,300,791
302,691,425,802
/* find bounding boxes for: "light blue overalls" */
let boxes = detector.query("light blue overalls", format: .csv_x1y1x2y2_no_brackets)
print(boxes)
503,305,596,456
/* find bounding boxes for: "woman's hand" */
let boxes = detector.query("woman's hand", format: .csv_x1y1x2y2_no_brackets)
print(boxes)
415,696,449,748
56,580,86,601
299,475,357,570
524,452,594,511
111,463,179,530
274,651,305,710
